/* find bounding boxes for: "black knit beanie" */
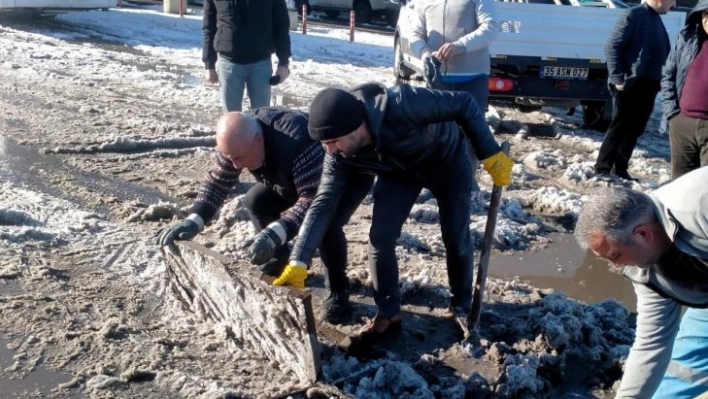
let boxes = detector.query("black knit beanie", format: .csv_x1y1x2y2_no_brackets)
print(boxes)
308,88,365,141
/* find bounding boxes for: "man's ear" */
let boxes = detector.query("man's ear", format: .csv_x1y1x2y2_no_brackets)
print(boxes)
634,224,652,241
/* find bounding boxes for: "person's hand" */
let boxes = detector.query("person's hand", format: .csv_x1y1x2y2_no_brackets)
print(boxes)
204,69,219,84
614,82,625,91
272,262,308,289
275,65,290,83
423,55,442,88
481,151,513,187
155,219,200,247
248,226,284,265
436,42,465,62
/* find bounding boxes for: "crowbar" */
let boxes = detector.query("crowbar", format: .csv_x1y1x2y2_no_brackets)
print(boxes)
460,141,511,355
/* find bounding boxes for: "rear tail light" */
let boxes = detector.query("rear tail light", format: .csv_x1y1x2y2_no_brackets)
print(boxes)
489,78,513,92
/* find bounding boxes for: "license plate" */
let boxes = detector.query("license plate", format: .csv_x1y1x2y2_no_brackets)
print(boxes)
541,66,589,80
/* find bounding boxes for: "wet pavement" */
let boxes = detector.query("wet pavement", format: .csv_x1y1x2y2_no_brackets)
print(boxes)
0,338,84,399
0,135,177,215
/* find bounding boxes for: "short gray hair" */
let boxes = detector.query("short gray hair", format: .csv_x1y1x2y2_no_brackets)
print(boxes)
574,187,657,250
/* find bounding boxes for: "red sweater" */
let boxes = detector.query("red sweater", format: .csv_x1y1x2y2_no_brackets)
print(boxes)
679,39,708,120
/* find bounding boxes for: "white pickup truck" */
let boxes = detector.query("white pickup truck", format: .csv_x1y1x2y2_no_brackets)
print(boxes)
393,0,686,131
0,0,116,16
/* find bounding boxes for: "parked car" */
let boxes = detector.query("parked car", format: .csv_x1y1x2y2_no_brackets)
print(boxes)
570,0,630,8
295,0,399,25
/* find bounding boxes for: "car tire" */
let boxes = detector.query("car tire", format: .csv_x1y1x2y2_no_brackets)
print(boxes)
353,0,372,24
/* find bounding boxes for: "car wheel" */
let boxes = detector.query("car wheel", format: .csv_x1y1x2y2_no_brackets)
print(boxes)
353,0,372,24
394,37,412,80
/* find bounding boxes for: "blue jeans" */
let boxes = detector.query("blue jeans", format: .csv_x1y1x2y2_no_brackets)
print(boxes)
216,57,273,112
652,308,708,399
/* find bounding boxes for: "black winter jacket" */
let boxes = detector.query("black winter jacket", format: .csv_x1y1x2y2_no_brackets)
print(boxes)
202,0,291,70
605,3,670,88
661,0,708,120
290,82,501,265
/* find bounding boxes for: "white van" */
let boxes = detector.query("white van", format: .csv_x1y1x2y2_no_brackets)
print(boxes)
393,0,685,130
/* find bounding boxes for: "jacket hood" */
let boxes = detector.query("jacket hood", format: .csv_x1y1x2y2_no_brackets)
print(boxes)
349,82,388,138
687,0,708,26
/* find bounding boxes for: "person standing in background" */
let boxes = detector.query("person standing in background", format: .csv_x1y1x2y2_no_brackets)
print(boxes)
408,0,499,190
593,0,674,181
661,0,708,179
202,0,292,112
409,0,498,111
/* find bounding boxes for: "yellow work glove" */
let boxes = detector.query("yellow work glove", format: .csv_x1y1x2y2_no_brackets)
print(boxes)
272,262,308,289
481,151,513,187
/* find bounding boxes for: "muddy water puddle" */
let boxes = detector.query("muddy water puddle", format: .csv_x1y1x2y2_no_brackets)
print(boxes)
490,232,636,312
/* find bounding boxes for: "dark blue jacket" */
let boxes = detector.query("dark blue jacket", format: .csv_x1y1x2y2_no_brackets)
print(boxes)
661,0,708,119
605,3,671,89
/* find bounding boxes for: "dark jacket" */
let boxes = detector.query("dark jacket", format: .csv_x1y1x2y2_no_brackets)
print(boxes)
202,0,291,70
290,82,501,265
191,107,324,240
605,3,671,89
661,0,708,120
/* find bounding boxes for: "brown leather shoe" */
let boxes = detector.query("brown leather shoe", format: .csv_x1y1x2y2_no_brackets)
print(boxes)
343,313,402,356
357,313,402,341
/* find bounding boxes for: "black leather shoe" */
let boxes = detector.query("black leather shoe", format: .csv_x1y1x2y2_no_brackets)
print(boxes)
594,171,613,182
615,172,639,182
320,290,353,324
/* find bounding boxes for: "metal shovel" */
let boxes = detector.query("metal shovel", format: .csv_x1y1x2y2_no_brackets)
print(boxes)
457,141,511,356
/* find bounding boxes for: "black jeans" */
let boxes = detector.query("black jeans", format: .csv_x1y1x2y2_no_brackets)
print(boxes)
243,179,372,292
369,153,475,317
595,78,660,175
432,76,488,192
669,113,708,180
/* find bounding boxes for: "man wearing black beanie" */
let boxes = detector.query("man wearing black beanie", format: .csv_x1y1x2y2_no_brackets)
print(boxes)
272,82,513,344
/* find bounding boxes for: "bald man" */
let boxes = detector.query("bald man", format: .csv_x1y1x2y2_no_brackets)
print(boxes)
156,107,368,323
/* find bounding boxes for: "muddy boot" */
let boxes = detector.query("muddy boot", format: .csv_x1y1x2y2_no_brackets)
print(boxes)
320,290,353,324
345,313,402,355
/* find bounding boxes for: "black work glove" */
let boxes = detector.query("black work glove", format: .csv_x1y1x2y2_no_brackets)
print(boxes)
155,219,200,247
423,55,442,88
248,226,284,265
